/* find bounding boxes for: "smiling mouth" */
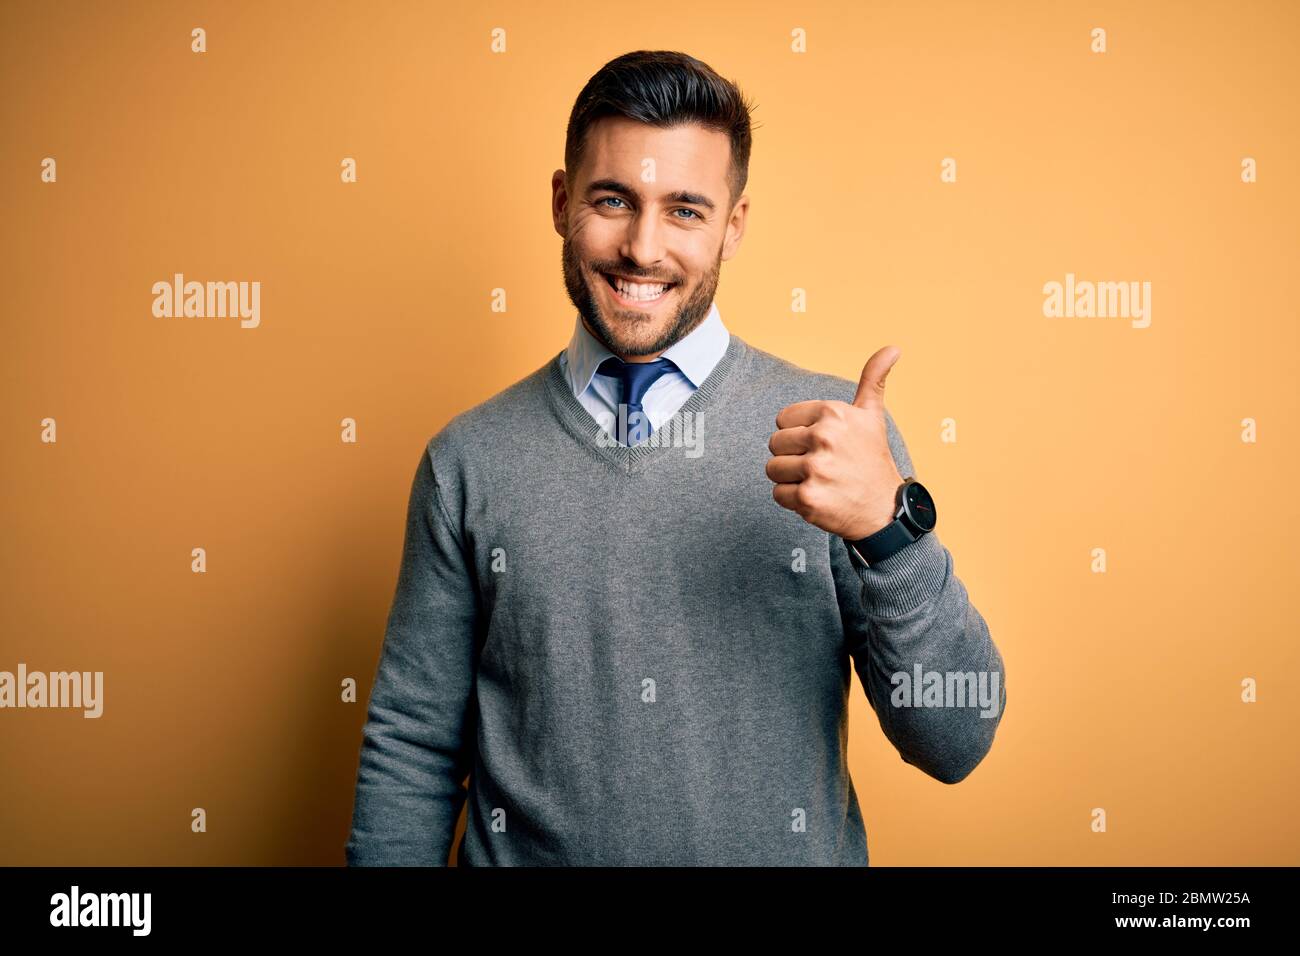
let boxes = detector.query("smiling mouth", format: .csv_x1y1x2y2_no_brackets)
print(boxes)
600,271,677,304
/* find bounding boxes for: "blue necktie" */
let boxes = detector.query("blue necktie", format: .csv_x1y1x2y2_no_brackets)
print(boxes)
596,355,678,445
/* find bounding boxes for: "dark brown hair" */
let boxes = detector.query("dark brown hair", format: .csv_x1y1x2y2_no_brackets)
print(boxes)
564,50,758,208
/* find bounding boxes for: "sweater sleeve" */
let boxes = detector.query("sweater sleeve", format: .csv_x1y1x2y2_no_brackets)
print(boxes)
831,406,1007,784
345,442,480,865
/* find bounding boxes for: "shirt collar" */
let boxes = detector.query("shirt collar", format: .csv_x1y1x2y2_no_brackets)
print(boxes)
563,300,730,399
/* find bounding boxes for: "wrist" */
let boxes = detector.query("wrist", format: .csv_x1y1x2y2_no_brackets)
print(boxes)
845,477,937,568
843,474,907,542
844,509,896,542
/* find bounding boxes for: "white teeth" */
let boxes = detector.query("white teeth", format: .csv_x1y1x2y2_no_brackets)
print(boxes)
610,275,669,300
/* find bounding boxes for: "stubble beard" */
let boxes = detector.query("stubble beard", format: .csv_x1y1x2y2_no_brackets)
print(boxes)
561,234,722,358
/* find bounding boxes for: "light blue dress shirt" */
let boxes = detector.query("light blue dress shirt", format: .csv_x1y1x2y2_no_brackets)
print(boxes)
559,300,730,445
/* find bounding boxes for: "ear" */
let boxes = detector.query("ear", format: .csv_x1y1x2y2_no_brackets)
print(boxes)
551,169,570,238
720,193,750,261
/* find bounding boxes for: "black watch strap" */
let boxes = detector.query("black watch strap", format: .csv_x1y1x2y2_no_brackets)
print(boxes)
847,517,916,566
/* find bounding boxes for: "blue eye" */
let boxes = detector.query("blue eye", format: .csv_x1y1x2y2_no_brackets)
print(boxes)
596,197,699,220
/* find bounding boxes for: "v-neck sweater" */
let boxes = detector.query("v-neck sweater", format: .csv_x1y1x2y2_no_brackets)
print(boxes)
345,333,1007,866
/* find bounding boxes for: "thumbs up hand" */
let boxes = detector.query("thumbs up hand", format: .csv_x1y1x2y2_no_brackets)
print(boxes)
767,346,906,541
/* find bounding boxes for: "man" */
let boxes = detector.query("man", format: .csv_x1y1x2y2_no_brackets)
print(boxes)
345,50,1006,866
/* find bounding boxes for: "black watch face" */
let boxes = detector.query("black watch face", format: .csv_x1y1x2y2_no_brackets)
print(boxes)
902,481,937,531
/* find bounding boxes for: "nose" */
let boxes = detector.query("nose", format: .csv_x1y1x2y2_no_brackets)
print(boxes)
617,210,668,271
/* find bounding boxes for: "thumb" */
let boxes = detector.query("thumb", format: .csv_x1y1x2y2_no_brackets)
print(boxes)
850,346,901,410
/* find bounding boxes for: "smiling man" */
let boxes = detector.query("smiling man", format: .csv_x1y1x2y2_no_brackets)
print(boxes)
345,50,1007,867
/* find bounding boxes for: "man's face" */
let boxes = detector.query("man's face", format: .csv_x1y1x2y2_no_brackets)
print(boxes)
553,116,749,360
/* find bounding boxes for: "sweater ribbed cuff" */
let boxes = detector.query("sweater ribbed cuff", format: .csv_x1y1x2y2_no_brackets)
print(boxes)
844,531,947,619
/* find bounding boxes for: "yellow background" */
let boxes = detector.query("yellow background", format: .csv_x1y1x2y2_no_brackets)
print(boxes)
2,0,1297,865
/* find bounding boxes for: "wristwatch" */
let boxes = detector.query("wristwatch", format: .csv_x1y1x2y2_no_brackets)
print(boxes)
845,477,937,566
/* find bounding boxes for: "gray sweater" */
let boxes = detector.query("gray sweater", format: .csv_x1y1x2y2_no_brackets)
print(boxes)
345,333,1006,866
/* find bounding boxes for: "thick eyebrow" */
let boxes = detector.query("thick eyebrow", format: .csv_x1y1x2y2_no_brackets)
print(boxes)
586,178,716,213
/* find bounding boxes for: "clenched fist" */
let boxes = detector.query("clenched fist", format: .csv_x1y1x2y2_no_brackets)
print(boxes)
767,346,906,541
